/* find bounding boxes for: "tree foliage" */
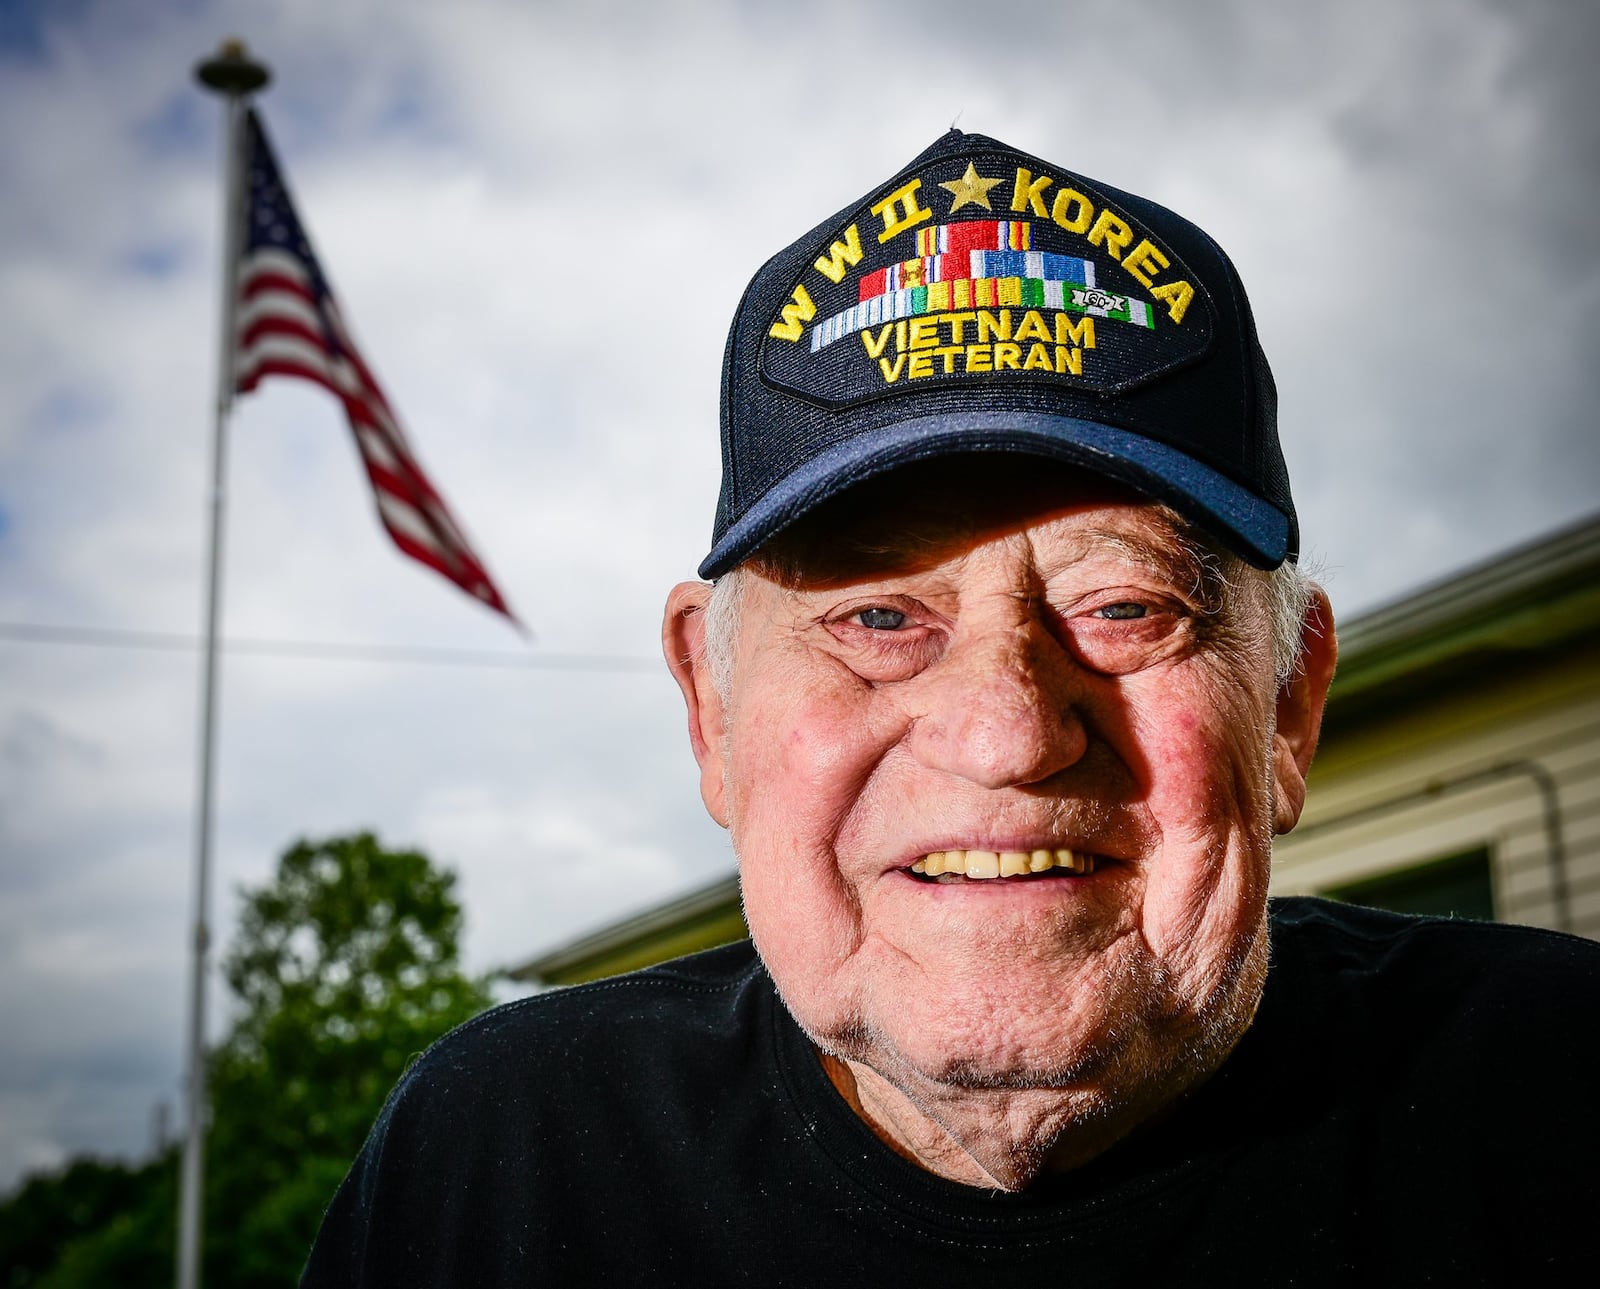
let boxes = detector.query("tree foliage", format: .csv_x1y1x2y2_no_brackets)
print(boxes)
0,1155,174,1287
206,832,493,1283
4,833,493,1287
213,833,491,1167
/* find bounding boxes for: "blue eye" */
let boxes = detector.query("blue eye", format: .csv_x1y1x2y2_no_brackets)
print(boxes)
857,607,908,630
1097,602,1146,620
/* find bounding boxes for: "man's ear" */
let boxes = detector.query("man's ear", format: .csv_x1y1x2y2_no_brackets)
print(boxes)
1271,586,1337,835
663,581,730,828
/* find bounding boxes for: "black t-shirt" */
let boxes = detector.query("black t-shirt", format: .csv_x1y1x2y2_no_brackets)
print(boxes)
301,898,1600,1285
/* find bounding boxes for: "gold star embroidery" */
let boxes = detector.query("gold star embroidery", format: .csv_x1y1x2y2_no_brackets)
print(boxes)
939,162,1002,213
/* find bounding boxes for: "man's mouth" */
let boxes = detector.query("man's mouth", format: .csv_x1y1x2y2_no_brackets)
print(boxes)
907,848,1098,881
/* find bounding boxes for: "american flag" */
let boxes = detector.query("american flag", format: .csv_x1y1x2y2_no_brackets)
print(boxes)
233,108,516,622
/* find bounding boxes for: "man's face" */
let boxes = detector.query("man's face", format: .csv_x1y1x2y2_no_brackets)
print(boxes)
668,460,1329,1140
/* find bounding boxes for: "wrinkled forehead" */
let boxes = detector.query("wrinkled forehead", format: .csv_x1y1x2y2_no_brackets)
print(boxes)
744,454,1228,591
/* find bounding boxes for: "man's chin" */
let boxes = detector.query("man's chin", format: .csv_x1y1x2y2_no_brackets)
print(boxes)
804,929,1269,1125
806,986,1151,1103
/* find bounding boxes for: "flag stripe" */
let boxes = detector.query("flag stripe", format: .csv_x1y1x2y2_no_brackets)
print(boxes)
354,423,406,479
239,245,315,284
237,291,320,337
375,489,454,566
237,356,342,399
236,333,344,390
239,274,317,311
237,316,329,366
232,108,514,620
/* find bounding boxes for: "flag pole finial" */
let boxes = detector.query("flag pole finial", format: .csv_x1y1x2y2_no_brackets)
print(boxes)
195,38,271,96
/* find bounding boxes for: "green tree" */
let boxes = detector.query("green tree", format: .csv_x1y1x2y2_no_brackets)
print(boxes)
205,832,494,1285
0,1154,173,1287
11,832,493,1288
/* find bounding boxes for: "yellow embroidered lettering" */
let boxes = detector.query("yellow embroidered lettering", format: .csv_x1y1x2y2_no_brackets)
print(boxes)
908,317,939,350
1122,238,1169,289
767,284,816,342
994,342,1023,371
1051,188,1094,234
965,344,993,372
894,320,908,353
977,310,1012,343
879,354,907,383
861,325,894,359
1054,345,1083,376
932,344,963,374
1023,342,1053,372
1015,310,1051,343
907,352,935,379
1010,167,1053,217
1054,314,1095,348
1151,279,1195,324
812,224,865,284
1087,209,1134,260
941,311,976,344
870,180,934,244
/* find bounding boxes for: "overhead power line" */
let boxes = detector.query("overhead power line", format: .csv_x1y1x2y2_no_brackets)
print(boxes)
0,621,660,673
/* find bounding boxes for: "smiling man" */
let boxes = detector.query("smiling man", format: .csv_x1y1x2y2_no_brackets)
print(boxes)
663,458,1323,1192
303,132,1599,1286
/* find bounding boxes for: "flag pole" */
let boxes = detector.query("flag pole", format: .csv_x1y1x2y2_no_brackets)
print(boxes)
181,40,270,1289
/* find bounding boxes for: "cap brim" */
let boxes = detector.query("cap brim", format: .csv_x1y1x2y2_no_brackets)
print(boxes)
698,411,1293,579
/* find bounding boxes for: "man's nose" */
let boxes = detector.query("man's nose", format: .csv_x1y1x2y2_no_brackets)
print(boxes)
906,620,1089,790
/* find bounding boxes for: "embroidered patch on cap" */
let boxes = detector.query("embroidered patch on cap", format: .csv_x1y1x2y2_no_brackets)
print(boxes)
759,147,1215,406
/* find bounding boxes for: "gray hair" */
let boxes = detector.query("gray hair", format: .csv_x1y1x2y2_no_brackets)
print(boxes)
701,557,1315,701
1264,560,1316,686
703,568,745,702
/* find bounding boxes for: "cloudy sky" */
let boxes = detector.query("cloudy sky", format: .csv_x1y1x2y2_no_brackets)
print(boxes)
1,0,1596,1193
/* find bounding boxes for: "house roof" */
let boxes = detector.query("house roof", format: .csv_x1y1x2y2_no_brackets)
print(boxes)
1321,512,1600,731
507,872,744,988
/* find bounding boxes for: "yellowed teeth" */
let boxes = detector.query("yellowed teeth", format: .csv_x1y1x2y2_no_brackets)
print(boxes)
909,848,1096,879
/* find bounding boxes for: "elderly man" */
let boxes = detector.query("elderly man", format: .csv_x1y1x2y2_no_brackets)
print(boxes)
303,132,1597,1285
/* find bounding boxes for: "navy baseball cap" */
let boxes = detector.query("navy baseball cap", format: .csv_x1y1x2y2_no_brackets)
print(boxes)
700,129,1296,578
